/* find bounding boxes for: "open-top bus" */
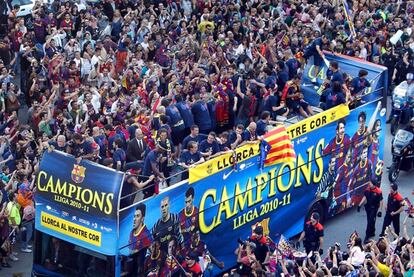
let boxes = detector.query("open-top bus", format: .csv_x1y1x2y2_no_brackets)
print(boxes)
32,53,388,276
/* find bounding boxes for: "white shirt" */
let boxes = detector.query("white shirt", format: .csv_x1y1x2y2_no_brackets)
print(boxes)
80,58,92,77
91,55,101,68
182,0,192,16
359,48,368,60
80,94,101,114
348,246,365,267
73,57,81,67
50,32,67,48
110,100,119,114
141,41,149,50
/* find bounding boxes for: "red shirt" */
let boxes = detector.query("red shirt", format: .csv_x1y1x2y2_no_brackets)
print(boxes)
181,261,202,276
60,19,73,30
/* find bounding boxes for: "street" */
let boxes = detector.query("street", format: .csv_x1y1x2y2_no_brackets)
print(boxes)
3,102,409,277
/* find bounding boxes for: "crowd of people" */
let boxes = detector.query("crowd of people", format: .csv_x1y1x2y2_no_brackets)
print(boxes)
219,183,412,277
226,217,414,277
0,0,411,275
192,172,409,277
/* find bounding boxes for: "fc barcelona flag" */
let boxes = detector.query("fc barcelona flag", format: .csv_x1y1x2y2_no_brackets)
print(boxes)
263,126,296,166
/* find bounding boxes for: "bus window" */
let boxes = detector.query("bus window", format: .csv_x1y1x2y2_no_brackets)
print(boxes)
32,231,115,277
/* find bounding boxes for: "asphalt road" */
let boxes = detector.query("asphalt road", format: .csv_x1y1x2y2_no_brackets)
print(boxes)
3,100,411,277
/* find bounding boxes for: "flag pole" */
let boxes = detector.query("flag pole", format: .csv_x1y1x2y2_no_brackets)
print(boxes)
341,0,356,39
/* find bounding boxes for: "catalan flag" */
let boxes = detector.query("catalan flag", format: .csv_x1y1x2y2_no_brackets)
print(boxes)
263,126,296,166
281,33,290,48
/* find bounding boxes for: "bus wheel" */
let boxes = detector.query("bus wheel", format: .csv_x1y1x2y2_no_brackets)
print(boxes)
388,162,400,183
308,201,326,224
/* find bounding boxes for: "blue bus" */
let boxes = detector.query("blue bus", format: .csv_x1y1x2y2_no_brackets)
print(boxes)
32,54,388,276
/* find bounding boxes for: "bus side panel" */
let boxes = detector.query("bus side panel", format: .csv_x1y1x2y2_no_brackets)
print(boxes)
301,52,386,107
34,151,123,256
118,99,386,276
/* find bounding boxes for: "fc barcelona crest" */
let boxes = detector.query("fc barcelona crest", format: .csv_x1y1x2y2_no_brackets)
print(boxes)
330,111,336,121
252,218,270,236
206,164,213,174
71,164,86,184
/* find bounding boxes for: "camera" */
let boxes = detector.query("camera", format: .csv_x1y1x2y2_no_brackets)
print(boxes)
335,242,341,250
342,252,349,261
365,253,372,259
237,238,247,246
239,69,254,80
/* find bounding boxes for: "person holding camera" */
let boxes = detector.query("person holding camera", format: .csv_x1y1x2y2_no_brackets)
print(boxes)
347,237,365,267
298,212,324,254
357,181,383,243
235,240,259,277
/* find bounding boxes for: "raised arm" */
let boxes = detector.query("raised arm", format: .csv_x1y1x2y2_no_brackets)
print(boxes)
367,101,382,133
236,77,244,98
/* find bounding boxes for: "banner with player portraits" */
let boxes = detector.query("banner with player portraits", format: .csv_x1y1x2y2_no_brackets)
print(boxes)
118,99,386,276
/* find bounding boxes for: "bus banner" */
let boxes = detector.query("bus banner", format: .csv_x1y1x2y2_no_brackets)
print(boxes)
35,151,124,255
118,99,385,275
189,103,350,184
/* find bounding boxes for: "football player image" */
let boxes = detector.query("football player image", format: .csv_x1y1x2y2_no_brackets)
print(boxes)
315,156,337,216
160,237,182,277
323,119,351,171
348,146,372,205
333,148,354,213
351,102,381,165
152,196,183,252
179,187,199,246
182,231,225,270
129,203,153,276
144,240,165,277
368,119,383,181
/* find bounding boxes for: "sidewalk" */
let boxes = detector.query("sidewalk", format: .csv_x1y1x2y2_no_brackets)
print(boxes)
2,241,33,277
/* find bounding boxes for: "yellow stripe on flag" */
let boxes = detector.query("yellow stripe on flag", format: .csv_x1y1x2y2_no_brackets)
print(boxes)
266,148,296,159
265,130,288,143
267,139,293,150
263,126,296,167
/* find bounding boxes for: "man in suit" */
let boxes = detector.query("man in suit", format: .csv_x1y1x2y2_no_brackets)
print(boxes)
126,128,148,171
